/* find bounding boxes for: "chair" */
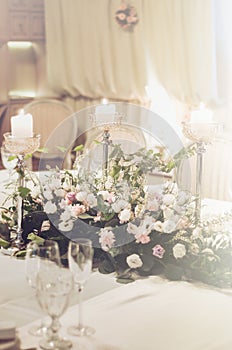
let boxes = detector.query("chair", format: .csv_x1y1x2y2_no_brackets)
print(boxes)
76,123,171,185
23,99,76,170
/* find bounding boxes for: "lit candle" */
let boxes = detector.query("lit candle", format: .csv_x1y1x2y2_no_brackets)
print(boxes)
191,103,213,123
11,109,33,138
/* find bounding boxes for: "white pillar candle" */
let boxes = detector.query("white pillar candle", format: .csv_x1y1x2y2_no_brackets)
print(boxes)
11,109,33,138
191,103,213,123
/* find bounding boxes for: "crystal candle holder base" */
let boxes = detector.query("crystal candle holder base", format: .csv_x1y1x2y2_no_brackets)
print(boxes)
3,133,40,250
4,133,40,155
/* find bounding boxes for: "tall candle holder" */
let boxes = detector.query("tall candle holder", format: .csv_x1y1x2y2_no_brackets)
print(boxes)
90,111,122,175
182,121,221,222
3,132,40,249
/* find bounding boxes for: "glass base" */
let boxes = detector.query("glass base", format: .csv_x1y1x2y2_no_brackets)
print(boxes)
39,337,72,350
68,324,95,337
28,324,47,337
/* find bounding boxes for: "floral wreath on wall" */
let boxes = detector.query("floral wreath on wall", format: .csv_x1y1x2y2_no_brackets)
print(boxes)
115,1,139,30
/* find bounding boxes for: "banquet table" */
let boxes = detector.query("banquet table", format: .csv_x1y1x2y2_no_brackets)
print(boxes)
1,169,232,349
16,276,232,350
0,253,120,327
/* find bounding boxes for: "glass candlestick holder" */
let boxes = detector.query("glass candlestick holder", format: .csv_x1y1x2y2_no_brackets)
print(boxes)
90,111,123,175
3,133,40,249
182,121,221,223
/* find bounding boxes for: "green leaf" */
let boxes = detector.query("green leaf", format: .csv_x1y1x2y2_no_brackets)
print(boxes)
18,186,31,198
93,140,101,145
164,263,184,281
0,238,10,248
78,213,94,220
8,155,17,161
140,254,155,272
97,195,107,212
37,147,49,153
14,250,26,258
73,144,84,152
27,232,45,245
98,259,115,274
116,277,135,284
24,153,32,160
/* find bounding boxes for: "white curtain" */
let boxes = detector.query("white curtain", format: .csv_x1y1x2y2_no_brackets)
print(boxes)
144,0,217,107
44,0,217,112
44,0,148,108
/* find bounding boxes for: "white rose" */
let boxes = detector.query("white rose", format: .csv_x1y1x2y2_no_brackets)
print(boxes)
43,189,53,201
98,190,110,201
30,186,41,198
173,243,186,259
163,220,176,233
54,188,65,197
76,191,88,202
190,243,200,255
62,182,71,191
44,201,57,214
153,220,163,232
49,178,61,190
59,198,67,209
119,208,131,224
163,207,173,219
146,199,159,212
163,194,175,206
126,254,143,269
58,220,74,232
177,191,190,205
192,227,202,239
60,208,72,221
112,199,128,213
86,193,97,207
105,176,114,190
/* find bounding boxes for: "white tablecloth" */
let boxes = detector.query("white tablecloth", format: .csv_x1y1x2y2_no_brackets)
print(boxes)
0,253,119,328
17,276,232,350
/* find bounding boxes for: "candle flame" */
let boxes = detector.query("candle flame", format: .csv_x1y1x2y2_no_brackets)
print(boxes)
18,109,25,116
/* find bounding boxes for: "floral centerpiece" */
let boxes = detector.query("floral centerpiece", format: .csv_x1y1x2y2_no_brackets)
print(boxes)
1,142,232,289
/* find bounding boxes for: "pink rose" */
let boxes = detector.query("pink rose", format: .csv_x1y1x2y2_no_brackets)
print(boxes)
127,16,137,23
65,192,76,205
135,233,150,244
117,13,126,21
152,244,165,259
99,229,115,251
94,212,102,222
71,204,86,217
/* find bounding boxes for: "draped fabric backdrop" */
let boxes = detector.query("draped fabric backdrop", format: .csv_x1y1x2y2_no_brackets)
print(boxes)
44,0,232,200
44,0,217,113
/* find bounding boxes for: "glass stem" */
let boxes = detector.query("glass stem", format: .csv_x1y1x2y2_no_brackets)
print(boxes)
48,316,60,342
78,284,84,329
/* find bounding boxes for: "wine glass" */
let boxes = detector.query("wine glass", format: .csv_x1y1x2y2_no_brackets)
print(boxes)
68,238,95,337
25,240,61,337
36,265,73,350
0,142,17,180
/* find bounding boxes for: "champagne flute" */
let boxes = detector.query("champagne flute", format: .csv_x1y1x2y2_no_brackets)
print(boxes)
68,238,95,337
25,240,61,336
36,265,73,350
